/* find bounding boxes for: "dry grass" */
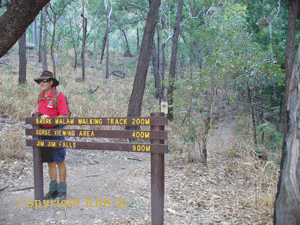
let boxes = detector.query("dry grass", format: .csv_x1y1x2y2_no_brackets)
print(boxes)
0,124,28,160
0,45,280,223
165,114,279,224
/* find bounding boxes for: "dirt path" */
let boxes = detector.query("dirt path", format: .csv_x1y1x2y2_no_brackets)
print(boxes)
1,116,274,224
0,148,155,224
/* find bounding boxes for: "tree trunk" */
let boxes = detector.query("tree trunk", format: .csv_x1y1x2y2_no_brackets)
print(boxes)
274,40,300,224
161,43,166,99
42,16,48,71
152,40,162,99
126,0,161,129
94,35,97,52
157,23,162,94
100,24,108,64
180,31,203,69
50,21,56,77
247,86,257,145
106,15,110,79
166,0,183,121
0,0,50,58
74,44,78,70
121,28,133,57
32,21,35,44
38,10,43,63
137,22,140,54
82,16,87,81
282,0,298,153
34,16,38,47
202,115,210,164
69,18,77,69
19,31,26,84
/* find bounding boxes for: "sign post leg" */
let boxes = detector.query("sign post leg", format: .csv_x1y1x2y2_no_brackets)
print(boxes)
32,114,44,201
151,112,165,225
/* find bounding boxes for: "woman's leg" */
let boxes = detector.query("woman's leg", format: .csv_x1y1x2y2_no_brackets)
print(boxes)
48,162,57,181
57,161,67,182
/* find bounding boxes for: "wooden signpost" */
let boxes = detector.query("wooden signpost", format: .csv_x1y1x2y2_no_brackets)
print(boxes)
26,112,167,225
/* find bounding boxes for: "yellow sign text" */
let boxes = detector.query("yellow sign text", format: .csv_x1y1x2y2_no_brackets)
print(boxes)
106,118,127,125
54,130,75,136
132,131,150,138
58,141,76,149
132,118,150,125
36,118,52,124
36,129,51,136
79,130,95,137
55,118,75,125
37,141,45,147
78,119,103,125
132,145,151,152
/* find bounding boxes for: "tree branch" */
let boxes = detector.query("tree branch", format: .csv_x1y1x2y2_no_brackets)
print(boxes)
0,0,51,58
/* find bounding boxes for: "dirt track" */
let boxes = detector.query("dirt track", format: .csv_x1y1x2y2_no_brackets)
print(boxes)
1,148,157,224
1,117,275,224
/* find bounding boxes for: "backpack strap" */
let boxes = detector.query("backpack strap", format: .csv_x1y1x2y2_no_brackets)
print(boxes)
52,90,60,109
38,90,61,109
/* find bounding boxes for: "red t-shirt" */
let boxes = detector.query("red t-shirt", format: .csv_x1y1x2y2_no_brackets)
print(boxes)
38,87,69,127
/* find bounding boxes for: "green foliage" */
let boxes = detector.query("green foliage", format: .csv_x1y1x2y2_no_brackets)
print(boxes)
183,118,197,144
2,0,287,154
6,64,13,70
59,76,68,87
128,200,138,210
230,150,238,158
257,122,283,150
0,6,6,17
242,0,289,67
88,92,97,102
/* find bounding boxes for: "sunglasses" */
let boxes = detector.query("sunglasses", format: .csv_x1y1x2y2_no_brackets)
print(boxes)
37,79,50,84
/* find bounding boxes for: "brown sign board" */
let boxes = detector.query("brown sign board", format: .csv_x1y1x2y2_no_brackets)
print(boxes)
26,129,168,139
26,140,168,153
26,117,168,126
27,113,167,224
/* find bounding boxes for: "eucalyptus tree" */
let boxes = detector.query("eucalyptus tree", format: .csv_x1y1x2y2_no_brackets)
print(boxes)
242,0,289,68
82,0,87,81
166,0,183,121
39,7,45,63
274,0,300,223
0,0,50,58
158,0,208,101
104,0,112,79
111,14,134,57
274,40,300,224
168,1,284,162
41,6,48,71
45,0,71,77
19,31,26,84
242,0,300,144
87,0,108,64
209,2,283,143
126,0,161,127
63,0,106,70
280,0,298,153
152,39,162,99
111,0,148,56
66,3,82,69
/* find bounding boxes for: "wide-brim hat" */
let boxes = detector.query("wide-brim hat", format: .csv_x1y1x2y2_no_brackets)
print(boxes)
34,71,59,87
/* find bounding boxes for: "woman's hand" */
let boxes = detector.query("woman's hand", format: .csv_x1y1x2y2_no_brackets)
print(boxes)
31,110,38,117
41,114,50,121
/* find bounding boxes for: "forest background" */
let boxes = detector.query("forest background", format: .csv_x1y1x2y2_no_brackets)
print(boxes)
0,0,299,224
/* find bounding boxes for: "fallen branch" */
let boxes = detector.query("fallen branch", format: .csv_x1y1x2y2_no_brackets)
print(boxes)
127,157,143,161
10,186,34,192
0,185,9,192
